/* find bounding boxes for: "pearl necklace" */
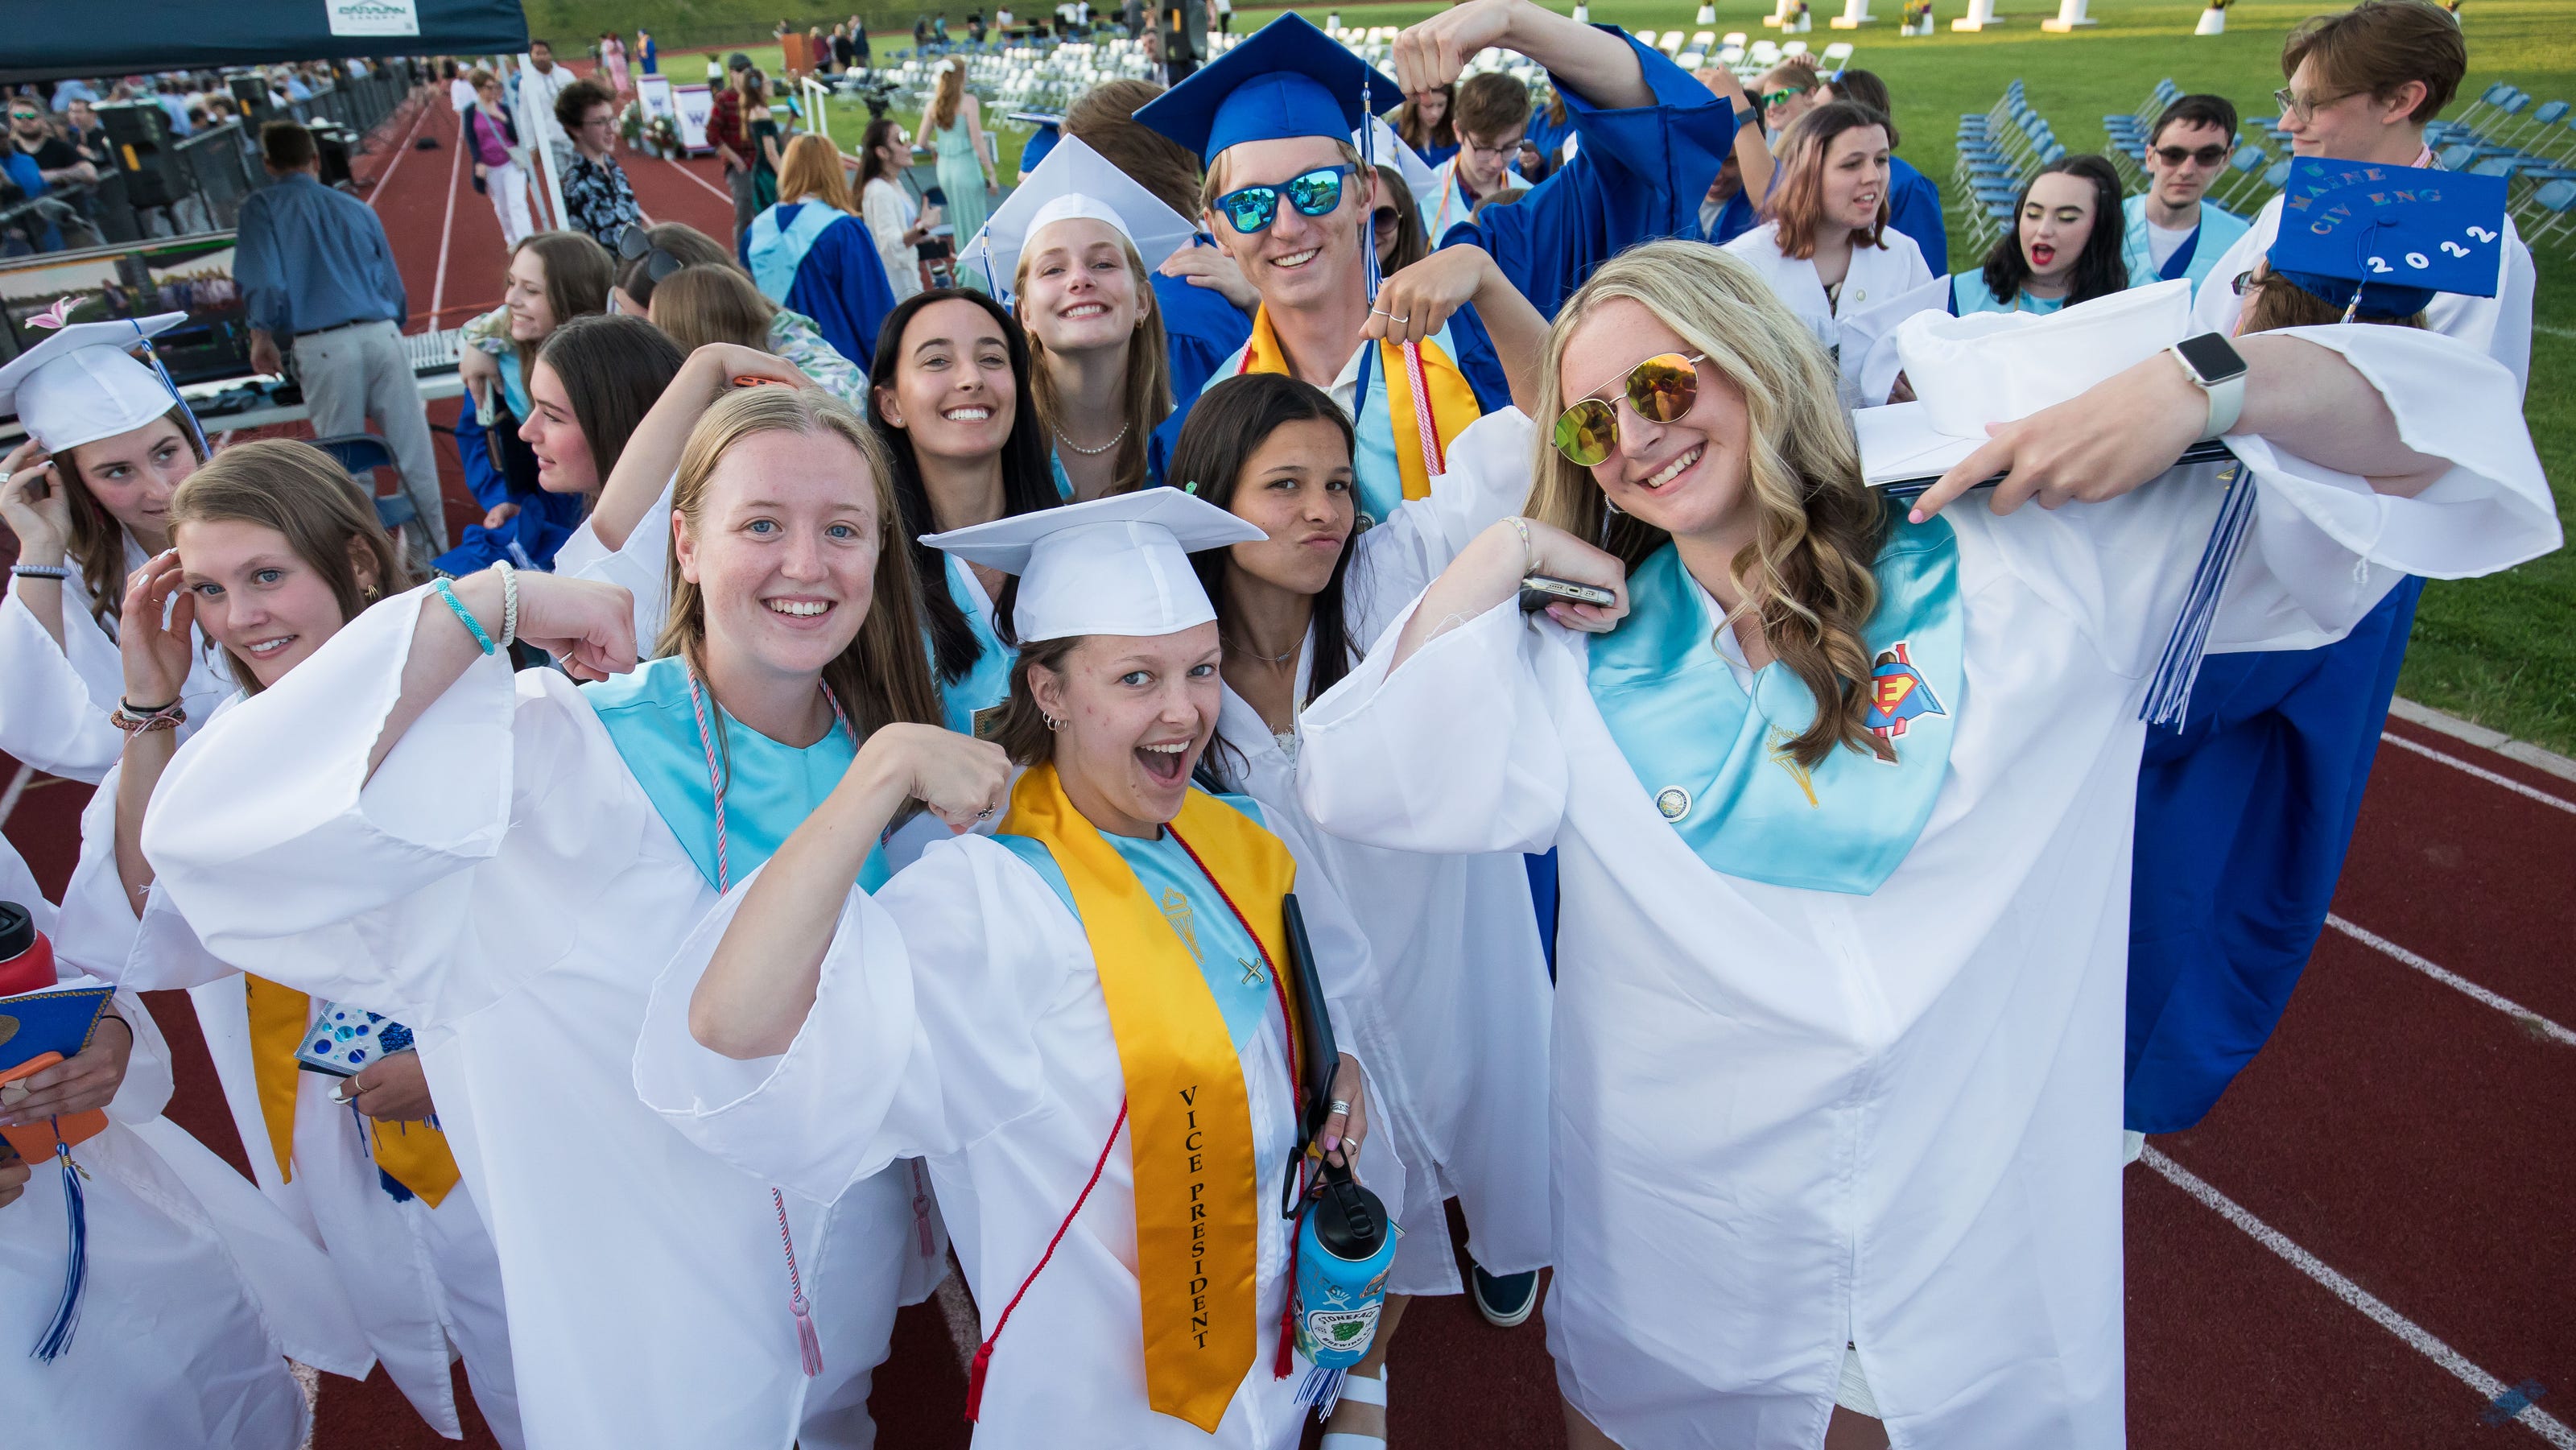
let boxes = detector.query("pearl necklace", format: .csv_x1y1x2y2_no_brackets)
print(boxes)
1056,420,1131,456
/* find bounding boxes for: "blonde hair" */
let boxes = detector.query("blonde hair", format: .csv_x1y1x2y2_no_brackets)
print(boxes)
168,440,412,695
1013,226,1171,497
658,387,945,739
777,131,857,212
1530,242,1886,769
651,263,779,352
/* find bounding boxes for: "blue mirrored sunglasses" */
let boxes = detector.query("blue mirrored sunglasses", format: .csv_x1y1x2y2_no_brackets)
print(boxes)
1211,165,1357,235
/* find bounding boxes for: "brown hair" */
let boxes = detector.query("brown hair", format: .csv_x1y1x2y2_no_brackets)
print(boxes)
858,117,910,190
613,222,738,308
508,230,615,382
927,64,965,134
1756,58,1823,97
167,440,412,695
985,634,1081,765
2239,260,2429,331
1531,242,1885,770
2281,0,2465,124
1825,68,1901,148
1453,73,1532,146
1394,85,1457,152
260,120,316,170
554,76,614,132
59,406,204,626
650,265,780,351
1013,229,1171,498
534,315,687,491
1765,101,1891,260
467,67,499,90
777,131,857,212
1064,80,1202,219
1373,163,1428,273
658,387,945,738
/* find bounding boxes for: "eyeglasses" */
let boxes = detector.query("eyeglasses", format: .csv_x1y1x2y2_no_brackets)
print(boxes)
1760,87,1810,109
1458,130,1524,158
2229,269,2268,296
1552,353,1706,467
1210,164,1356,235
2273,85,2358,125
2153,143,2229,167
616,225,685,283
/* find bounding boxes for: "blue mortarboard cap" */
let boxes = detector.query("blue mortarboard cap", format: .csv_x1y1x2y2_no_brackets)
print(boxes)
2268,159,2507,319
1135,14,1402,164
1009,111,1063,178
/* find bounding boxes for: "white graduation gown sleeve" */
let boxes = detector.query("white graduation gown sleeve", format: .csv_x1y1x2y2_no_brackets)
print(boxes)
0,576,231,784
555,478,675,651
1344,408,1538,642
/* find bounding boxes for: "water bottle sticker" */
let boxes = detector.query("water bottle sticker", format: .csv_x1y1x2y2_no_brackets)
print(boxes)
1302,1303,1381,1353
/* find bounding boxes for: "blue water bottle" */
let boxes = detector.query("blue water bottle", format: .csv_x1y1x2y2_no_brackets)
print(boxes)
1293,1161,1397,1410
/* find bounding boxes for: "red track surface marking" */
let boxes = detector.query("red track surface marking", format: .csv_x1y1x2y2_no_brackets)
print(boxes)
2324,914,2576,1047
660,155,737,205
365,93,436,209
2143,1149,2575,1447
428,105,465,324
2380,729,2576,816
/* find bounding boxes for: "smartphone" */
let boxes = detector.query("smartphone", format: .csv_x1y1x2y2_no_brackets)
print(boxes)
1519,574,1616,613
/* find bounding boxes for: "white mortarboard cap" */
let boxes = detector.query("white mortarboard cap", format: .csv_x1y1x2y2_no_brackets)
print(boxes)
1853,280,2191,483
956,137,1199,303
1357,115,1438,205
0,311,192,453
923,489,1265,642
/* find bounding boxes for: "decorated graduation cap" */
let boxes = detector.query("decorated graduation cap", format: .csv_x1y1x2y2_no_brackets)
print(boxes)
956,136,1199,301
922,488,1264,642
1134,13,1401,164
2268,159,2508,320
0,309,198,454
1009,110,1064,179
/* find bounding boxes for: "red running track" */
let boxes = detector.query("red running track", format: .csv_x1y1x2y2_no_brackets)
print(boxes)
5,82,2573,1450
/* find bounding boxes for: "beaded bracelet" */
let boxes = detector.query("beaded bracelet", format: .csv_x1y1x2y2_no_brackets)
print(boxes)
433,576,497,656
10,564,70,580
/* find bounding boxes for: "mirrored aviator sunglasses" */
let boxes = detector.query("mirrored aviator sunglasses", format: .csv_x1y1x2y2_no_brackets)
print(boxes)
1212,165,1354,235
1552,353,1704,467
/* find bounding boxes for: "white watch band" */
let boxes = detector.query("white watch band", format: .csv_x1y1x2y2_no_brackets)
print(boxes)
2170,345,2246,442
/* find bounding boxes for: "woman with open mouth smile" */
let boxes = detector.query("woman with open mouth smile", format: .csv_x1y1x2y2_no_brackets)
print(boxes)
142,387,957,1449
1948,153,2131,318
649,487,1391,1448
1291,238,2555,1450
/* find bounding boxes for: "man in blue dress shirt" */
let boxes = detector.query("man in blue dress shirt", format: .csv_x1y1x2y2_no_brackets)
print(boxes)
236,120,445,570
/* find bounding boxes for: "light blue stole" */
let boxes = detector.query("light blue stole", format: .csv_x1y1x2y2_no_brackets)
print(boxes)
995,795,1278,1047
585,655,889,891
1586,517,1963,896
748,201,842,304
1949,271,2067,317
1049,448,1074,502
497,350,531,419
934,553,1015,738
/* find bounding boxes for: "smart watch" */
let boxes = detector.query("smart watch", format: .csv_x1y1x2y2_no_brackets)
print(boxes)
2167,332,2248,441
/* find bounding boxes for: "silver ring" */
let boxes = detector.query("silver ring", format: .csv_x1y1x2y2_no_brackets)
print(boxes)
1327,1098,1351,1116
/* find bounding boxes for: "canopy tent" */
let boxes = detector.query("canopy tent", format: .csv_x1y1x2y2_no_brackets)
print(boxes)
0,0,529,85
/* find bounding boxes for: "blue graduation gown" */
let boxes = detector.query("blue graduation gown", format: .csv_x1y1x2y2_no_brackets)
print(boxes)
1436,31,1736,320
1701,189,1758,246
1151,259,1253,411
2123,577,2424,1133
741,203,899,370
1886,156,1949,277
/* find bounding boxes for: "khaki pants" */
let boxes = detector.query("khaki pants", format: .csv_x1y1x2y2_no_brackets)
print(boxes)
292,320,446,572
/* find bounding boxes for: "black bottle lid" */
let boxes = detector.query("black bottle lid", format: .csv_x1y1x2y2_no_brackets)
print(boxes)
1307,1163,1389,1262
0,902,31,960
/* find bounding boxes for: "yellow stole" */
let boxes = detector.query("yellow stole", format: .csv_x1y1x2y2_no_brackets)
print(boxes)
243,975,460,1208
1000,764,1302,1431
1236,304,1482,502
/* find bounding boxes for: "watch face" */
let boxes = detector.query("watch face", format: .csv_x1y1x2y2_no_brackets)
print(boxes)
2174,332,2248,384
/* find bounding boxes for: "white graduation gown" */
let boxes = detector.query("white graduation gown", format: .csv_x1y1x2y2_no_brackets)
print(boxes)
1207,411,1554,1295
2188,192,2537,395
1722,221,1936,410
0,840,312,1450
136,595,938,1450
0,539,233,783
634,816,1407,1448
1292,330,2560,1450
65,736,522,1447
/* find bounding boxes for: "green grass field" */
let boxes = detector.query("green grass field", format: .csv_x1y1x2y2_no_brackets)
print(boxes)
603,0,2574,750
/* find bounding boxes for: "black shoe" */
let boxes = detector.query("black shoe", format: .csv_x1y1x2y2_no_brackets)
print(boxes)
1469,1264,1539,1328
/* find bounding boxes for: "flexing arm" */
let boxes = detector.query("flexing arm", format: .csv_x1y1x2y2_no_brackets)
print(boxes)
590,344,815,551
366,570,638,779
1393,0,1652,112
1364,243,1546,415
687,725,1009,1058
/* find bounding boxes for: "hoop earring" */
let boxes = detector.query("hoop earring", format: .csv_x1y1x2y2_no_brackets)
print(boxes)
1041,712,1062,731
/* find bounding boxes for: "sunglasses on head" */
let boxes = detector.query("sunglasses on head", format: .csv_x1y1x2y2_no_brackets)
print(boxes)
1211,164,1356,235
616,225,685,283
2153,143,2228,167
1553,352,1706,467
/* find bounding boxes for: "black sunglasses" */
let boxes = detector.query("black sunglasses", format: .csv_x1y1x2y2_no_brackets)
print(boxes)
616,225,684,283
2153,144,2229,167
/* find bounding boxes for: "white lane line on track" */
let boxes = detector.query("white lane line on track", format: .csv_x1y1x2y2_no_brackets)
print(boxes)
2143,1147,2576,1448
2325,915,2576,1048
364,93,436,209
0,762,32,830
934,1270,980,1372
2381,731,2576,816
428,106,465,324
661,155,737,205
